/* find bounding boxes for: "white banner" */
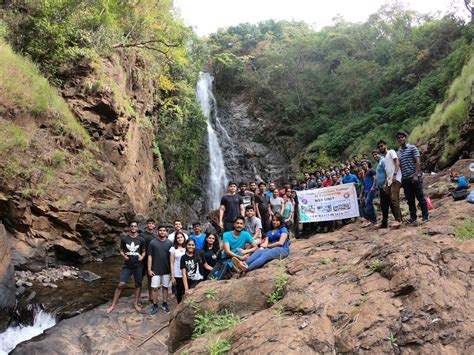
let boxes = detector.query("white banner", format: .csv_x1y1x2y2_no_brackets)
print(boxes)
296,184,360,223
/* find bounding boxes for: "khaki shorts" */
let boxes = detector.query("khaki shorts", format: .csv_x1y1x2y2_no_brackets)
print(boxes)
151,274,171,288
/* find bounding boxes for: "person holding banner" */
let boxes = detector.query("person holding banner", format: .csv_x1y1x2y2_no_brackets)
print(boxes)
235,213,290,272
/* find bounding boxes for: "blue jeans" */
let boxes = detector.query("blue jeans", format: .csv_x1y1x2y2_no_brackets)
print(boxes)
361,190,377,222
246,247,289,271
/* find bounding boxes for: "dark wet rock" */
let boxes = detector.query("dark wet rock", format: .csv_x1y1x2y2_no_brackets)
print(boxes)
77,270,101,282
0,223,15,331
217,96,295,183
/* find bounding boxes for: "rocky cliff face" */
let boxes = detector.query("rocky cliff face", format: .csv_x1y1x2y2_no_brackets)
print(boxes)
62,53,165,215
0,223,15,331
216,94,295,184
0,51,166,271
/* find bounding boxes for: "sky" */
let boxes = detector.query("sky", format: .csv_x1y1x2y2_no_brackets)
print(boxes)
174,0,468,36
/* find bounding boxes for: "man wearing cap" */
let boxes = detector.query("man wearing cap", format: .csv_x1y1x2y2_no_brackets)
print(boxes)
396,130,429,224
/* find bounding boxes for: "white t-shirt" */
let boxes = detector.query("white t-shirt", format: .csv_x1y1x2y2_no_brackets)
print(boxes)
169,246,186,277
168,231,188,243
384,149,402,186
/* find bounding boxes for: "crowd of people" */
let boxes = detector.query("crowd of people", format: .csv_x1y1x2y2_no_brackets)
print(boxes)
107,130,432,315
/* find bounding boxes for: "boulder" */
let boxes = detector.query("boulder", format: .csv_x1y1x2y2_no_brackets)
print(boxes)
77,270,101,282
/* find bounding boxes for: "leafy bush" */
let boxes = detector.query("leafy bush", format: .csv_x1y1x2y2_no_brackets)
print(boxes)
267,262,289,306
207,338,232,355
192,310,240,339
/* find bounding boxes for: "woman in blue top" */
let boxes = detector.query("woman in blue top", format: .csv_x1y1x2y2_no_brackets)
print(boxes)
238,213,290,272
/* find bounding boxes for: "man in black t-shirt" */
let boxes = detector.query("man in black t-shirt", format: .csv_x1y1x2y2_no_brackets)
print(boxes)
219,182,245,232
254,182,271,233
140,218,155,302
148,226,173,315
107,221,146,314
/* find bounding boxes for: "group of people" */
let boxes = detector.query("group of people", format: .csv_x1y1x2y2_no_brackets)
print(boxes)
107,130,430,315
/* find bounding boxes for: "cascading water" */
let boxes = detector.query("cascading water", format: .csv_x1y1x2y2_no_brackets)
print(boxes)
0,307,56,354
196,72,229,209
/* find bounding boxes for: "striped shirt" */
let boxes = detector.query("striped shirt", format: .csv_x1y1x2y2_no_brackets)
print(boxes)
397,144,420,179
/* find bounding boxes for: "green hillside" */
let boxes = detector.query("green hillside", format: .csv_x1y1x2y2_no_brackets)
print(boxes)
206,6,473,167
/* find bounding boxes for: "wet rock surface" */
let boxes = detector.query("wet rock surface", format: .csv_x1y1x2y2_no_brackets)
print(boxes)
0,223,15,331
217,95,295,183
12,293,172,354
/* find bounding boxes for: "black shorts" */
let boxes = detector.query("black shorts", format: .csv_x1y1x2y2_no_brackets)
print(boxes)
119,266,143,287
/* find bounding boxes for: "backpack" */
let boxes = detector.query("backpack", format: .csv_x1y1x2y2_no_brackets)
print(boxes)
467,190,474,204
207,251,232,281
452,190,469,201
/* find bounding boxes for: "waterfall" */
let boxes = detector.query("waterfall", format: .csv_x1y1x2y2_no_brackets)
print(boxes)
0,307,56,354
196,72,229,209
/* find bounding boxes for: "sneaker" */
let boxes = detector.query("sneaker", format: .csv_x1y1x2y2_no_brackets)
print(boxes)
150,304,158,316
390,221,401,229
405,218,418,226
421,216,429,223
361,221,372,228
161,303,170,314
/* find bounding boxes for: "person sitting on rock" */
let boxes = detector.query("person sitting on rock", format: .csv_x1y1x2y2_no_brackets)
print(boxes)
202,233,220,279
181,238,204,295
244,205,263,245
235,213,290,272
222,216,258,272
107,221,146,314
450,170,469,191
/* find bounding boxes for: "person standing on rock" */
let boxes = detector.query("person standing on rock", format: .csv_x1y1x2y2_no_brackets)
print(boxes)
373,149,391,229
168,220,188,243
238,181,255,210
107,221,146,314
219,182,245,232
140,218,156,303
377,139,402,228
255,182,272,233
396,130,429,224
181,238,204,295
170,232,187,304
189,222,206,250
148,225,173,315
248,181,258,194
359,160,377,228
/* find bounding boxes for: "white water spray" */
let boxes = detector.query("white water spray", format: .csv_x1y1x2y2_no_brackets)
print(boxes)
0,307,56,354
196,72,229,209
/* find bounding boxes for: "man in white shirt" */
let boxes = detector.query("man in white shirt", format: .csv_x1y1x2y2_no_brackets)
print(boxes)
377,139,402,228
168,220,188,242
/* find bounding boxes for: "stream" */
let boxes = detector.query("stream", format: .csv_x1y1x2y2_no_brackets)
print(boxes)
0,256,136,354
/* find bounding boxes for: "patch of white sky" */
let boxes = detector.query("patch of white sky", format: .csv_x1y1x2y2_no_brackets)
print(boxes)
174,0,469,37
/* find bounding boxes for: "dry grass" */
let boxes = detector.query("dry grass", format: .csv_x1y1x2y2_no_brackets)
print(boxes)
0,41,90,144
